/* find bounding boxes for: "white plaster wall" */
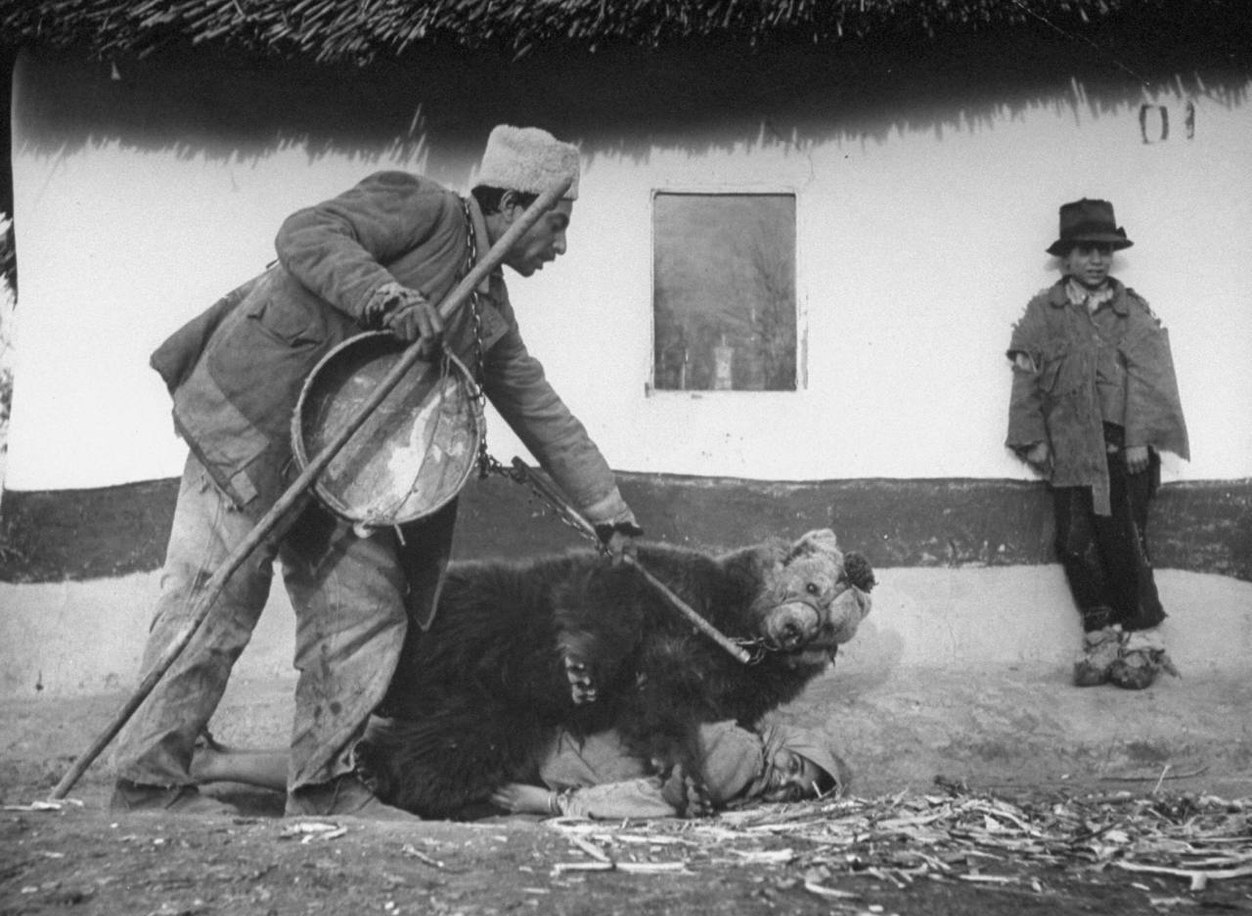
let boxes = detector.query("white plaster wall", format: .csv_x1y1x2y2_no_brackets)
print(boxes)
544,88,1252,484
7,142,436,489
7,73,1251,490
2,567,1247,698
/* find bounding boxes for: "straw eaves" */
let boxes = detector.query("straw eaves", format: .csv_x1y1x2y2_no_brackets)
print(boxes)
0,0,1241,64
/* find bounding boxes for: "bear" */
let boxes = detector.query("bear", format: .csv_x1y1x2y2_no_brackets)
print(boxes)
359,528,874,818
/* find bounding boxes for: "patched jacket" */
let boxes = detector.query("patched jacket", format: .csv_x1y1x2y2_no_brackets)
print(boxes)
1005,278,1189,514
150,170,633,528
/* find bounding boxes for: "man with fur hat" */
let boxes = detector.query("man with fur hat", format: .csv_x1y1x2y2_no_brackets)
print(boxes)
112,126,642,820
1005,198,1189,690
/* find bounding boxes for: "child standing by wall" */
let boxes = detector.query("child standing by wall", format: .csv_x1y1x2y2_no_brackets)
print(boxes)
1005,198,1189,689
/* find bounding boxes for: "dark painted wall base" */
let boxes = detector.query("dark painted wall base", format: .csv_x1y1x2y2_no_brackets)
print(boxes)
1,473,1248,583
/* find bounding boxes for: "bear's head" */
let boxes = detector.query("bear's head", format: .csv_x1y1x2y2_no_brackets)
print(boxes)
746,528,874,668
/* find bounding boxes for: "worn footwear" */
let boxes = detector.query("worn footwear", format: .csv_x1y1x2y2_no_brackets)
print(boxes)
189,729,224,774
1072,624,1123,687
111,779,238,816
1109,628,1179,690
285,773,420,822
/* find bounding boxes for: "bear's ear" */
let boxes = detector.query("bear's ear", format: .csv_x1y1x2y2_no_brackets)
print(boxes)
785,528,840,564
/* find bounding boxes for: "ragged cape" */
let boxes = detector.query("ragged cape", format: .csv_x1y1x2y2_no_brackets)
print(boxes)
1006,279,1189,515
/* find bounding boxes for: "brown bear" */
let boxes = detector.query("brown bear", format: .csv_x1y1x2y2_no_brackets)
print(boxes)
359,528,873,817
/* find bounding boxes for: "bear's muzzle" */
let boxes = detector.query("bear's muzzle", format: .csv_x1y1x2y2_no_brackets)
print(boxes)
763,598,824,652
762,585,872,660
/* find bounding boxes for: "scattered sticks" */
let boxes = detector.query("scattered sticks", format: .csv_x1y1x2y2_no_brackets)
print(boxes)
539,784,1251,898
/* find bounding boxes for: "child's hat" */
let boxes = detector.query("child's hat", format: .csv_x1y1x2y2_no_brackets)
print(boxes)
1046,198,1133,256
474,125,580,200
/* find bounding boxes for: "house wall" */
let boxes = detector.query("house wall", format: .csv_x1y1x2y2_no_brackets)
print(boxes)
7,43,1251,495
1,39,1248,700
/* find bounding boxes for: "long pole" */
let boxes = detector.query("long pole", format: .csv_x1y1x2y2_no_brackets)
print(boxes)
49,177,572,800
508,457,751,664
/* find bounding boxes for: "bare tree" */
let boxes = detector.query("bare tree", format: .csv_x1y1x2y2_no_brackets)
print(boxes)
725,220,796,390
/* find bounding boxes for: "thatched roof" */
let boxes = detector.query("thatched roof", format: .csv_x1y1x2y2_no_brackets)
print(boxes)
2,0,1247,64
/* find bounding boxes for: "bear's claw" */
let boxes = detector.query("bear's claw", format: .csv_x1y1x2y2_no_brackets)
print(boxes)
564,653,597,704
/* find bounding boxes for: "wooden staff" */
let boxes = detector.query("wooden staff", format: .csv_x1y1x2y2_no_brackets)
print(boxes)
508,457,752,665
48,176,573,800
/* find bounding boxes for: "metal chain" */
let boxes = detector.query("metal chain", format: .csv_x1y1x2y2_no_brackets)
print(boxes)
460,197,505,482
458,201,566,512
733,638,769,665
454,200,582,546
519,475,606,551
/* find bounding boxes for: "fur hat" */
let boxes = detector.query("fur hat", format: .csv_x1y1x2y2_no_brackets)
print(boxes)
474,125,580,201
1046,198,1133,256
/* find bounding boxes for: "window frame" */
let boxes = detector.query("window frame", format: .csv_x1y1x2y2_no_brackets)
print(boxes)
647,185,807,396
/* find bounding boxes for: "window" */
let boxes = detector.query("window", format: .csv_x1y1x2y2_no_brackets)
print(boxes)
652,191,797,392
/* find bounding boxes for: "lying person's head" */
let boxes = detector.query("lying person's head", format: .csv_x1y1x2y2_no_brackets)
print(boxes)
697,720,848,807
757,724,847,803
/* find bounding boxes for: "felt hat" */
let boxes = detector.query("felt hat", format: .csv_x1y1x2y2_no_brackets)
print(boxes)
474,125,580,200
1046,198,1133,256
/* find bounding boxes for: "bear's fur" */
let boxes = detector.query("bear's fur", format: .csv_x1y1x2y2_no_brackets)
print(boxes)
360,529,872,817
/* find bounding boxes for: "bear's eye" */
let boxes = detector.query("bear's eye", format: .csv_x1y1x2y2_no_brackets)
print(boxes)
805,582,821,596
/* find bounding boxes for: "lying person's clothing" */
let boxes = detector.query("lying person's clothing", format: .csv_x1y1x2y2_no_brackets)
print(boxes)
187,717,847,820
535,720,845,819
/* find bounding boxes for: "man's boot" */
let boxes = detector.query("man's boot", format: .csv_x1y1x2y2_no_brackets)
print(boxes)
285,772,421,822
1108,627,1179,690
1072,624,1123,687
111,779,238,816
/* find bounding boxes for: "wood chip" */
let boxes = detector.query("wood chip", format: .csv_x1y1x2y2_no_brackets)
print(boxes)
803,880,861,899
565,834,611,862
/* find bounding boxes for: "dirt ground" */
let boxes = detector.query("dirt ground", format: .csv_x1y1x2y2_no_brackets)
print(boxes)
3,780,1251,916
3,690,1250,916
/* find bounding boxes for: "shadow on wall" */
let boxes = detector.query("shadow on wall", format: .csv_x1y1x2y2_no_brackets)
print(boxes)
13,27,1251,181
0,217,13,511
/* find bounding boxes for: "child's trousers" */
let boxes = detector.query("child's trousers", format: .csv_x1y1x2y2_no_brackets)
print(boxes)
1052,448,1166,633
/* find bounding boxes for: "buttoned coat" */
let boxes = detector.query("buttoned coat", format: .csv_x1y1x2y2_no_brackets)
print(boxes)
149,171,632,623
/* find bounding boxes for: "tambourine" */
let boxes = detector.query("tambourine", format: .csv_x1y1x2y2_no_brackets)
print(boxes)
292,332,484,531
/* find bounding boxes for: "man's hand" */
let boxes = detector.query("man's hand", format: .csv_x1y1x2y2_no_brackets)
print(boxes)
1023,441,1051,472
595,521,643,567
383,293,443,352
1124,445,1151,475
490,783,554,815
368,281,444,354
658,764,714,818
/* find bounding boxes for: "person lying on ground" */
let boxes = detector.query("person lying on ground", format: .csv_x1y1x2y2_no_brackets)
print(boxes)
493,718,849,819
190,718,848,820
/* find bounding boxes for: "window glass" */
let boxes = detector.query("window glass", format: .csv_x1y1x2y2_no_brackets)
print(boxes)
653,192,797,392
